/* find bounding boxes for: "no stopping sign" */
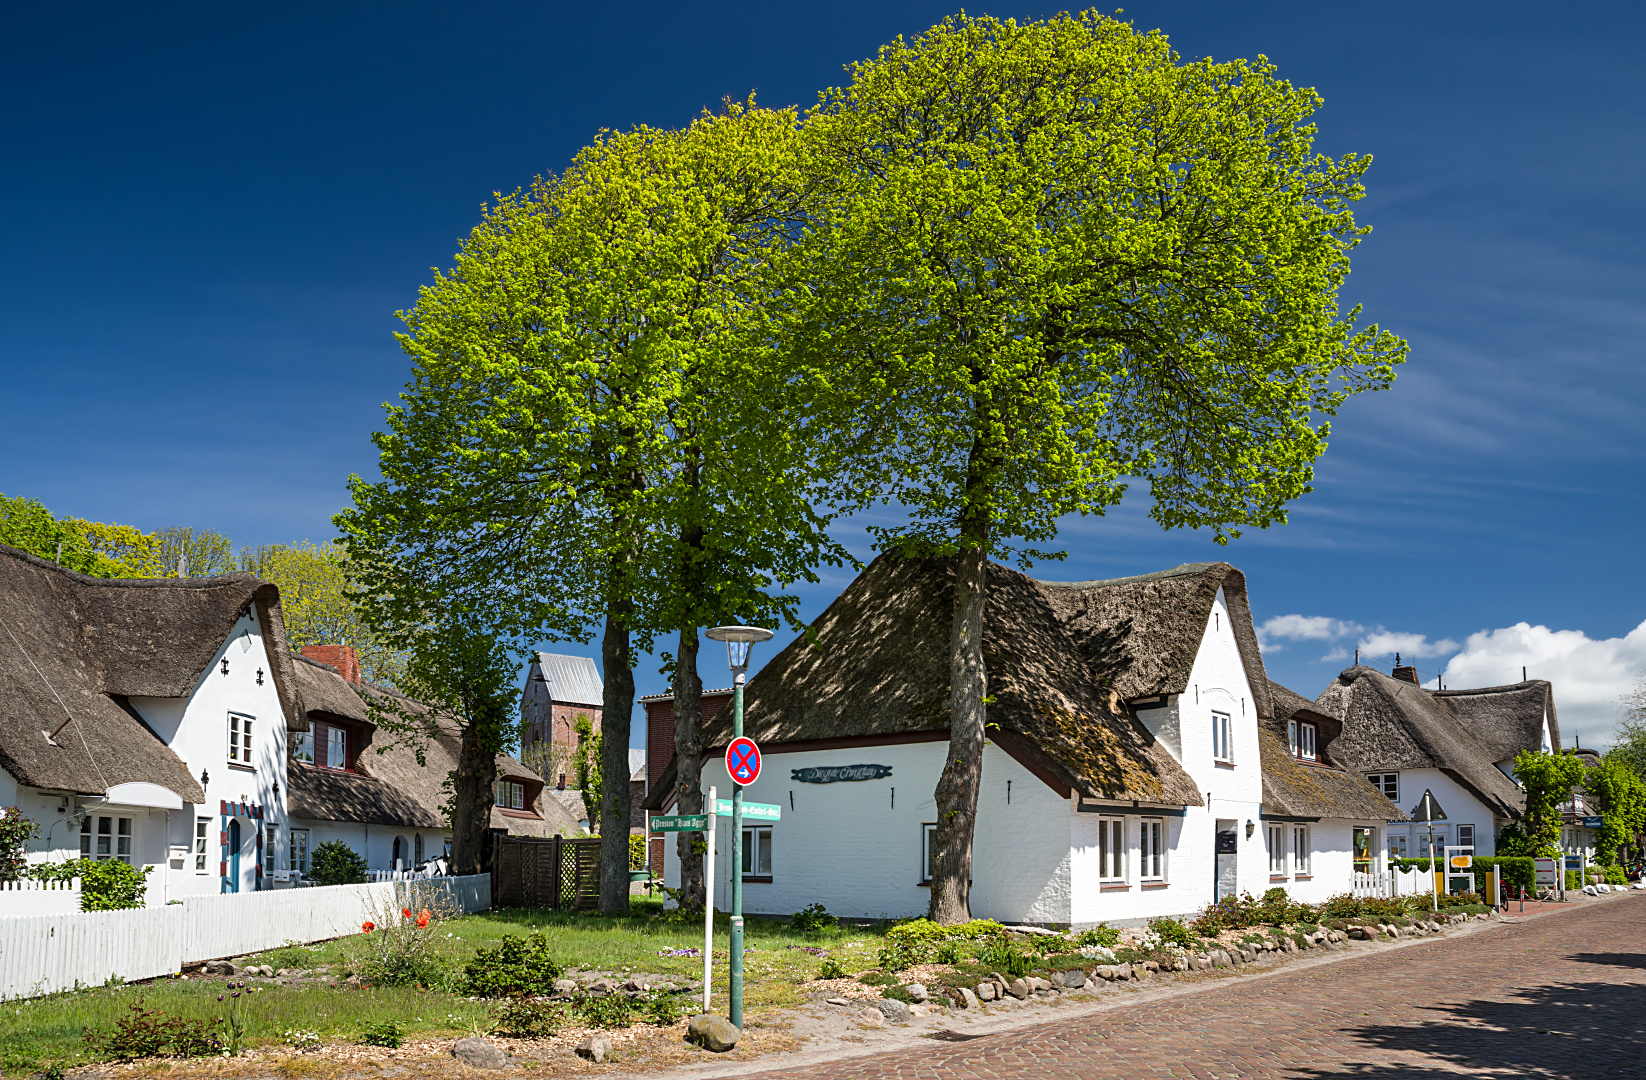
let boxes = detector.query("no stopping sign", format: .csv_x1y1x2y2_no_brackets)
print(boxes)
726,737,762,785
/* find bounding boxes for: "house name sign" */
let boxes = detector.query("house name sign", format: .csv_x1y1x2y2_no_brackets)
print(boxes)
791,764,893,784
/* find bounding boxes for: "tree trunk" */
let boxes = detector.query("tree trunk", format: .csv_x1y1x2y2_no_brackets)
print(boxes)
930,432,991,925
598,602,636,913
673,624,706,910
451,718,498,877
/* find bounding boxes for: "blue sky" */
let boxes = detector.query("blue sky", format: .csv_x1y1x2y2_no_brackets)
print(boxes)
3,2,1643,750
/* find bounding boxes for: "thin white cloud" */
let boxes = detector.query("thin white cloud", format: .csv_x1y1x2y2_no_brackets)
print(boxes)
1320,646,1349,663
1259,614,1365,643
1443,620,1646,750
1358,630,1460,660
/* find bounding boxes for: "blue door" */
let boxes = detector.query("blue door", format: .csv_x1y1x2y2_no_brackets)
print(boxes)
228,820,241,893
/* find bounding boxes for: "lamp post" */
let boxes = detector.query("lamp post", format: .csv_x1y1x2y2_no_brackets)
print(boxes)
703,624,772,1030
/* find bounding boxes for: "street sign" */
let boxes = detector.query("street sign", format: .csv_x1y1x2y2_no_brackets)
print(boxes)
1583,815,1603,829
1450,854,1472,869
715,798,780,821
726,737,762,785
1409,790,1447,822
1534,856,1558,886
651,815,708,832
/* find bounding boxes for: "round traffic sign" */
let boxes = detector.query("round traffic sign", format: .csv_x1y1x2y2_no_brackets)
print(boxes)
726,737,762,786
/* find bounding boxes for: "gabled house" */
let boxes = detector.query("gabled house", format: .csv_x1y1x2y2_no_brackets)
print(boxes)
520,653,602,789
648,555,1399,926
1314,664,1558,859
0,542,574,900
1260,681,1410,900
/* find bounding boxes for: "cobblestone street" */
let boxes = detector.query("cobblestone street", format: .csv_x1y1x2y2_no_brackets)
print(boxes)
755,896,1646,1079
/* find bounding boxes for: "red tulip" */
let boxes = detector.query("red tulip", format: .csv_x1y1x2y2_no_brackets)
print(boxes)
362,921,375,933
402,907,412,919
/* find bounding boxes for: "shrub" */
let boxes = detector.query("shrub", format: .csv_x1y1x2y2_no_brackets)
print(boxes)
1258,887,1299,925
309,841,368,886
1074,923,1121,949
857,971,896,987
1146,917,1198,949
877,918,1007,969
792,903,837,933
358,1020,403,1048
77,859,151,911
575,993,635,1029
629,833,648,872
879,984,915,1004
463,930,562,997
977,941,1033,979
0,808,39,882
1190,893,1260,935
86,1001,221,1061
1605,864,1629,885
492,996,566,1038
346,885,460,987
643,991,689,1026
817,957,847,980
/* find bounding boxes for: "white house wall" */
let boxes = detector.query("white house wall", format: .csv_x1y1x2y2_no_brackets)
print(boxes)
1377,767,1500,858
664,741,1071,924
287,817,451,873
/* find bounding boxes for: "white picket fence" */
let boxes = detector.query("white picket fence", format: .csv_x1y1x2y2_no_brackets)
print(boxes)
1351,870,1390,898
0,879,82,917
0,874,490,999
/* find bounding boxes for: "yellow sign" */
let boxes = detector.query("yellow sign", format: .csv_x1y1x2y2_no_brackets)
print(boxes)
1450,855,1473,869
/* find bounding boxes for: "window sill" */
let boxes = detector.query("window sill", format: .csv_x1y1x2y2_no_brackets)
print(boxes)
496,808,541,820
741,876,772,884
1270,874,1289,882
1100,883,1131,891
227,763,255,773
1141,881,1169,889
1214,760,1236,769
1294,874,1313,880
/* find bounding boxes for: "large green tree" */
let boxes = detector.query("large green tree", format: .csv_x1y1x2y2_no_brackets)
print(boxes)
796,12,1407,922
1498,749,1587,858
1585,755,1646,866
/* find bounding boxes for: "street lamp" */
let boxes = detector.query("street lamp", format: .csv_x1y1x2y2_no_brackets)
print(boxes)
703,624,772,1030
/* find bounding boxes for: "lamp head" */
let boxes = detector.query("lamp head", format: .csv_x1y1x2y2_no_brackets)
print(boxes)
704,625,774,679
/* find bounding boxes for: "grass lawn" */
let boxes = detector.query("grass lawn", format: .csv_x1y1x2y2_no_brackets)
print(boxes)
0,898,887,1075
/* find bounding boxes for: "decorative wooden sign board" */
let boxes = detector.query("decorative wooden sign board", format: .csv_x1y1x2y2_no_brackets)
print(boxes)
791,764,892,784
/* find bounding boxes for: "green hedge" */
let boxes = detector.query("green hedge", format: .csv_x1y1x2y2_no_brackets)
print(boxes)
1392,856,1535,891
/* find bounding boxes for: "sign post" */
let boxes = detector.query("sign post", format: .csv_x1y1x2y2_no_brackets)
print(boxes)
703,787,715,1013
1409,790,1447,912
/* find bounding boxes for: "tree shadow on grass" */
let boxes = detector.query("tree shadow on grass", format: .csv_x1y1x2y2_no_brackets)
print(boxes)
1293,980,1646,1080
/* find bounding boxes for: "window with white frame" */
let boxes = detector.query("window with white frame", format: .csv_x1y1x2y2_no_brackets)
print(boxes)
1212,712,1234,763
741,826,772,879
1268,823,1286,874
1294,721,1317,761
1388,832,1409,859
295,721,351,771
1457,824,1475,855
195,817,209,873
1097,817,1126,882
1367,773,1399,803
495,780,526,810
921,823,938,883
264,826,277,875
1139,818,1165,881
228,713,254,765
1291,824,1311,875
82,815,133,863
290,829,310,876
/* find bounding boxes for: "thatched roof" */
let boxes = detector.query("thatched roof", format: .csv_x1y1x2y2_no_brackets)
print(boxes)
652,554,1220,808
1261,679,1409,821
287,656,580,836
1314,665,1532,820
0,541,309,801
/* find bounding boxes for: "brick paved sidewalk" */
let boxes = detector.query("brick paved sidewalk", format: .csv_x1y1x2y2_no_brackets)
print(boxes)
748,895,1646,1079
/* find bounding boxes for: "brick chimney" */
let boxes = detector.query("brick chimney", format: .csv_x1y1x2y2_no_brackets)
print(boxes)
1391,652,1419,686
303,644,361,683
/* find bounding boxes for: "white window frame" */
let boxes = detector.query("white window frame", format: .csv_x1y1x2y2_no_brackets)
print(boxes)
1296,721,1317,761
921,823,938,884
82,815,133,864
1291,824,1311,876
195,816,210,873
1097,816,1127,882
1457,824,1475,855
1367,773,1399,803
1139,818,1166,881
1388,832,1410,860
1212,712,1234,763
290,828,310,876
227,713,254,765
495,780,526,810
741,825,772,879
1268,823,1287,875
264,825,277,875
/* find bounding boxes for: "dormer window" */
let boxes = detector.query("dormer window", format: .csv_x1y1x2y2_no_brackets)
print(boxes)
293,721,353,771
1289,720,1317,761
496,780,526,810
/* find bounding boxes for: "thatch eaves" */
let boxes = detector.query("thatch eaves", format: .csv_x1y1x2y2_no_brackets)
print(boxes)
1315,665,1526,820
683,554,1204,808
1260,679,1408,821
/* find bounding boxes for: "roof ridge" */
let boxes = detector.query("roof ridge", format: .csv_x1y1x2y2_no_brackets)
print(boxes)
0,541,262,589
1034,562,1224,590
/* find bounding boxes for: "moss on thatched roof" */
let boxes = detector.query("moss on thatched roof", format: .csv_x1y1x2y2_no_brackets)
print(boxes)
1261,679,1408,821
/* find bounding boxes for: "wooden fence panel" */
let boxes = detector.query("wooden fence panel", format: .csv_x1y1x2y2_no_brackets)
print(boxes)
491,836,599,910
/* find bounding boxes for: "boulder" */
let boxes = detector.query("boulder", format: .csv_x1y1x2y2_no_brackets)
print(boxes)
826,997,851,1007
976,981,997,1001
957,987,980,1009
876,998,912,1023
905,982,929,1003
203,960,236,976
1083,977,1098,990
1114,962,1134,981
575,1034,612,1063
452,1038,507,1070
620,977,647,993
587,978,612,996
1143,960,1161,973
1282,938,1298,953
1095,965,1118,981
909,1004,931,1018
686,1014,741,1052
1006,978,1030,1000
1188,956,1209,972
1025,977,1053,994
857,1008,884,1029
1239,949,1256,964
1056,969,1086,988
553,978,579,996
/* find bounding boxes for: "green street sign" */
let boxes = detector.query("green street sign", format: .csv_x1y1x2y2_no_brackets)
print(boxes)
715,799,780,821
651,815,707,831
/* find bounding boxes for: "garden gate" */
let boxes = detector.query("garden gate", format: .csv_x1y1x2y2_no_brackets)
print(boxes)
491,834,602,910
